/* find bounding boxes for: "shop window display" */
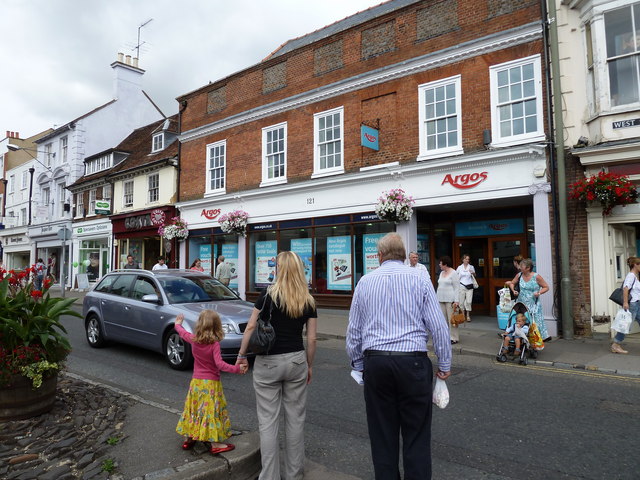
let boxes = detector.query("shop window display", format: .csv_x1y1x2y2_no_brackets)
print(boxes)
79,239,108,281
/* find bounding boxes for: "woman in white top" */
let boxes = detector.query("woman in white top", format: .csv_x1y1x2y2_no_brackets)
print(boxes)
456,254,476,322
436,255,460,344
614,256,640,354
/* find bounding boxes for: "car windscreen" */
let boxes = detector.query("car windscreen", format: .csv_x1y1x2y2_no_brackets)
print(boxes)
157,276,238,304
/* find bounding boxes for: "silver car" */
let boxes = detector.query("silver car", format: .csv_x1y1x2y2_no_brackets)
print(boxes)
82,269,254,370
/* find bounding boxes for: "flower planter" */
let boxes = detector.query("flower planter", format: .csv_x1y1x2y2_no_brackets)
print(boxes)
0,373,58,422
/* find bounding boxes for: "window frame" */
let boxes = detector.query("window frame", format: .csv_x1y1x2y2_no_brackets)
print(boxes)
205,140,226,196
417,75,463,161
42,187,50,206
489,55,545,148
148,173,159,203
76,192,85,218
60,136,68,163
88,188,96,215
312,106,344,178
58,182,66,216
261,122,287,186
21,171,28,190
152,133,164,153
123,180,134,208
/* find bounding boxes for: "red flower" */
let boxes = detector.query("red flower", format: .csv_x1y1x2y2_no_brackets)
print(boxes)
30,290,43,299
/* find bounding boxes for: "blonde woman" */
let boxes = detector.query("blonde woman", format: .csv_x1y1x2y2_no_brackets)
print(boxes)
236,251,317,480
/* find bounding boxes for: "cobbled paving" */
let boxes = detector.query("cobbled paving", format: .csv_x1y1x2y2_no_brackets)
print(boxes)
0,376,132,480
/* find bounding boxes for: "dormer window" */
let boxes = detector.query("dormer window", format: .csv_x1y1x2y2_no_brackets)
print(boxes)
84,153,112,176
152,133,164,152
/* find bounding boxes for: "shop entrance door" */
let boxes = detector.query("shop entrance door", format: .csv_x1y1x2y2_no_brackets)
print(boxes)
455,236,525,315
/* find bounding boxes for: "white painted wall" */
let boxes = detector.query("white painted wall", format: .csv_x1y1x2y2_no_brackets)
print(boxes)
112,166,177,214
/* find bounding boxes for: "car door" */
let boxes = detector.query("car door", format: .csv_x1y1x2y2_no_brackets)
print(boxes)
101,274,135,341
125,276,169,350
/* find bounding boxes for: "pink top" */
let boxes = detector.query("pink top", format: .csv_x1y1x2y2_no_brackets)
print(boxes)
190,266,204,272
175,324,241,380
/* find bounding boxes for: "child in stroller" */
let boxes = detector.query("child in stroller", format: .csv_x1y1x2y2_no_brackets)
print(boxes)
497,303,535,365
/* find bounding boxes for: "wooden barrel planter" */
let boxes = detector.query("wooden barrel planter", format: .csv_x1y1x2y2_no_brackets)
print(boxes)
0,374,58,422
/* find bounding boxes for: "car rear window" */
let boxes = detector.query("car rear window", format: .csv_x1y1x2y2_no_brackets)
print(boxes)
109,275,135,297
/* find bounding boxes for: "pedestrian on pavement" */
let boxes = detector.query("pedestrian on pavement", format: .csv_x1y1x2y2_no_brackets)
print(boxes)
123,255,139,269
507,258,550,344
175,311,247,454
34,258,46,291
215,255,231,286
190,258,204,272
152,256,168,270
456,254,476,322
613,256,640,354
236,251,317,480
437,255,461,344
513,254,523,273
407,251,428,276
346,233,451,480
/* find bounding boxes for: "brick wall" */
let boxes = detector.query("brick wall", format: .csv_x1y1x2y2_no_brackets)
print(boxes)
179,0,545,202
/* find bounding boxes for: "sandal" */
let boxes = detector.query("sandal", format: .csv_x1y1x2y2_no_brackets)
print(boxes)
210,443,235,454
182,438,196,450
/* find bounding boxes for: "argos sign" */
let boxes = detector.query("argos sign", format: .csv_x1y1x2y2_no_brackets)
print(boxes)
201,208,222,220
441,171,488,189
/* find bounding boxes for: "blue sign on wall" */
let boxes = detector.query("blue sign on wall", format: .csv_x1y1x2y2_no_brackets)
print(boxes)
455,219,524,237
361,125,379,151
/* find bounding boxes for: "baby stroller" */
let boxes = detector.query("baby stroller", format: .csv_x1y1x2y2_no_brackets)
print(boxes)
496,302,537,365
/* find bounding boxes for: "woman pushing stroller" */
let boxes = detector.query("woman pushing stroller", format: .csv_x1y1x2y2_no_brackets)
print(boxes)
506,258,550,343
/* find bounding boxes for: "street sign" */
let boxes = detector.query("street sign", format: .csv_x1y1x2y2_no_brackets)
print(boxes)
57,228,72,241
95,200,111,215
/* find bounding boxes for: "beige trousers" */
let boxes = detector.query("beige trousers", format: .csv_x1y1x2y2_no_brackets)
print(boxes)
253,350,308,480
440,301,459,342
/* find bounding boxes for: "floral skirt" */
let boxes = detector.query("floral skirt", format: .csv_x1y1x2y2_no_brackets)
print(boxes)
176,379,232,442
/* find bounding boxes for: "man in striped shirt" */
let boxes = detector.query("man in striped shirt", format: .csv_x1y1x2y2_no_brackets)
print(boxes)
346,233,451,480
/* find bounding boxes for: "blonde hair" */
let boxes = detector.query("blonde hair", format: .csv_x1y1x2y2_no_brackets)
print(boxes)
516,313,527,323
194,310,224,344
267,251,315,319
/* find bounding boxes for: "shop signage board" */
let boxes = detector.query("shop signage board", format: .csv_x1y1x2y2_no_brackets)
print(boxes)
291,238,312,286
95,200,111,215
327,236,352,291
255,240,277,287
612,118,640,129
361,125,379,151
76,273,90,290
455,218,523,237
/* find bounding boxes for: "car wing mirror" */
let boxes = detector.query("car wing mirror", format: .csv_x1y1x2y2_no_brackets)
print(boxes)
141,293,160,304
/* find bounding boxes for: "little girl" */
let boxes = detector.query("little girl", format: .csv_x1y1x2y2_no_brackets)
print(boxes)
175,310,246,454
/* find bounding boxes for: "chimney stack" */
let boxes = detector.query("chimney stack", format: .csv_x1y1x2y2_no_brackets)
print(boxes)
118,52,124,63
125,55,132,65
5,130,9,138
133,57,139,68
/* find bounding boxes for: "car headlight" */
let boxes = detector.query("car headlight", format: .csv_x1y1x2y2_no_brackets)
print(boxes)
222,323,236,334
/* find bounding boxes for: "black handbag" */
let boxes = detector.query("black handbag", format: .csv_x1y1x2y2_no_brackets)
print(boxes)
249,295,276,354
514,273,521,296
610,277,635,306
462,283,474,290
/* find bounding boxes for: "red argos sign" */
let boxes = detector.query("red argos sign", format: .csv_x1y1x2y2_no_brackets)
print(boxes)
441,171,488,189
201,208,222,220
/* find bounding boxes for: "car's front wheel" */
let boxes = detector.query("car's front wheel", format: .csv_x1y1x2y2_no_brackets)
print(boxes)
86,315,106,348
164,329,193,370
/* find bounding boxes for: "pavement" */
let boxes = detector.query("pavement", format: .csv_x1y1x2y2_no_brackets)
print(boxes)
7,286,639,480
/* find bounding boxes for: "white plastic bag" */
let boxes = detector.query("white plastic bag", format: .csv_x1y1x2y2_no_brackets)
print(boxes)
498,287,513,313
612,308,633,334
432,378,449,409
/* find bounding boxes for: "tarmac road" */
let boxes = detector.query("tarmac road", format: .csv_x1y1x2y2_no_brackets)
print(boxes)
61,312,640,479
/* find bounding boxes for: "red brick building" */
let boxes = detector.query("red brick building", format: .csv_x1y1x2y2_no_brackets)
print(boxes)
176,0,555,332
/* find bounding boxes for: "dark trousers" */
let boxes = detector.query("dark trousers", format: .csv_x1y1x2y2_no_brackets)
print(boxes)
363,354,434,480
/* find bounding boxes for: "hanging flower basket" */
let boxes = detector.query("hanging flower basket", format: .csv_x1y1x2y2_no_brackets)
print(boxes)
158,216,189,241
375,188,415,223
569,172,638,216
219,210,249,237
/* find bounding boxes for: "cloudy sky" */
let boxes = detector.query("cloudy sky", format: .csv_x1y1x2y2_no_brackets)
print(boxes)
0,0,382,139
